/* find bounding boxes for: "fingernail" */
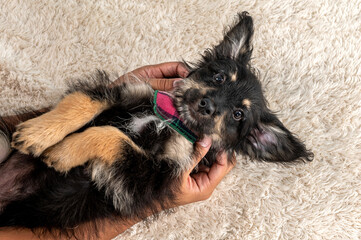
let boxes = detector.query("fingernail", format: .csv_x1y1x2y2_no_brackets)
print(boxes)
198,136,212,148
181,71,189,78
172,79,184,88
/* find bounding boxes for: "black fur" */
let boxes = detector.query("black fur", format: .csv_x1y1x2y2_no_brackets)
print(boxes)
0,12,313,237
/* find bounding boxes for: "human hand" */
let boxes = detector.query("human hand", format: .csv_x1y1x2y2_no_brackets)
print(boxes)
174,136,236,206
112,62,188,90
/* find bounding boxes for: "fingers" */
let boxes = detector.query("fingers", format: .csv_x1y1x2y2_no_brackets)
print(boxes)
207,152,236,189
185,136,212,175
112,62,189,89
147,78,182,91
140,62,188,79
157,62,188,78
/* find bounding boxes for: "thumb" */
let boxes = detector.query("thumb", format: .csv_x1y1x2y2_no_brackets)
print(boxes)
186,136,212,174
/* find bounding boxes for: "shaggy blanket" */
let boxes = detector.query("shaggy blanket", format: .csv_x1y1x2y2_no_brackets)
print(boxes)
1,1,360,239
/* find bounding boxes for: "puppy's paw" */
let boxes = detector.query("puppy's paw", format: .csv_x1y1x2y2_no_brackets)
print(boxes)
11,120,54,156
42,151,71,173
42,126,132,172
42,135,90,172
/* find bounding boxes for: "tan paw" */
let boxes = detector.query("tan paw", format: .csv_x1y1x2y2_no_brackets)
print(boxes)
11,92,109,157
42,126,138,172
11,118,62,156
42,136,90,172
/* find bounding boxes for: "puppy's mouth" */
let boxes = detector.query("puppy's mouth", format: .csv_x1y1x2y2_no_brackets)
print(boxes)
172,85,215,136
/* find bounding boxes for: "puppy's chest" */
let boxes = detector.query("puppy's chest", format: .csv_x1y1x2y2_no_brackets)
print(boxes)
128,115,165,135
130,114,196,161
93,106,177,153
127,114,170,150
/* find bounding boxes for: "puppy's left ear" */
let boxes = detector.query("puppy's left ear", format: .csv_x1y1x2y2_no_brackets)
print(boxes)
213,12,254,63
243,112,314,163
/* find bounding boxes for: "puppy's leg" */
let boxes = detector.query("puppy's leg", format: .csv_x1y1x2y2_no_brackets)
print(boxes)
42,126,143,172
12,92,109,156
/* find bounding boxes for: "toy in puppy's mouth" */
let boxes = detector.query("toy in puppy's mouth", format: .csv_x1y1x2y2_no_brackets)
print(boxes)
153,90,198,143
153,76,221,145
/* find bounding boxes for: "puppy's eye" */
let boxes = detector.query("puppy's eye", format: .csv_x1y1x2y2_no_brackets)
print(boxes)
233,109,244,121
213,73,225,83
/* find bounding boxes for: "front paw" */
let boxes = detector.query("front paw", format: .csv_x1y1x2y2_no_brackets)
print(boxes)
42,136,89,172
12,120,51,156
42,148,67,172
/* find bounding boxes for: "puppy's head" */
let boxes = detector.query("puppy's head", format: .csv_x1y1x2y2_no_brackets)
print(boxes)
174,12,313,162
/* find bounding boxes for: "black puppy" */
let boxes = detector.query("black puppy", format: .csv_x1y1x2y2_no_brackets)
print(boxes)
0,12,312,235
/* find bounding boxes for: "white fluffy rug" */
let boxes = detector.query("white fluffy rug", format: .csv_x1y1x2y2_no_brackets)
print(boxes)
1,1,360,239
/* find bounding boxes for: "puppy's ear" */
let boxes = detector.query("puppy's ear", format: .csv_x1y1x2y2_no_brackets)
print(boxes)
243,112,313,163
213,12,254,63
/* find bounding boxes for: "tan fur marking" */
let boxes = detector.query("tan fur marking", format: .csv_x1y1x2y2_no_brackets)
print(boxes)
211,133,223,142
162,134,193,162
184,79,203,90
43,126,142,172
242,98,252,109
214,113,227,135
12,92,109,156
231,72,237,82
184,78,216,92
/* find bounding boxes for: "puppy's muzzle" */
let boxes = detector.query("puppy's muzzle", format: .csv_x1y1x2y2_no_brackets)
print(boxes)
198,97,215,116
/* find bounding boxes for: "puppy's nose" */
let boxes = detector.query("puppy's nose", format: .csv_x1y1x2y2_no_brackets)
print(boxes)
198,98,215,116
